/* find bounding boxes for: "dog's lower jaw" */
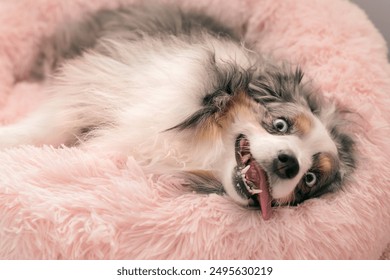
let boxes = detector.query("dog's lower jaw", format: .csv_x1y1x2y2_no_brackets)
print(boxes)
224,182,252,206
218,158,252,206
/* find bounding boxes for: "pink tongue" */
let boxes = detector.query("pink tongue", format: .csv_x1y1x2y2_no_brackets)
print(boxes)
247,160,272,220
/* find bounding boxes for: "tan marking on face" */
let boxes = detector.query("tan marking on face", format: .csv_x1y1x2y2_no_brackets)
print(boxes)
294,113,312,135
193,91,260,142
317,153,334,174
222,92,260,124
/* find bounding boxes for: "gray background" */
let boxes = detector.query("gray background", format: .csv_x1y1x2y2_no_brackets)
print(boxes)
353,0,390,54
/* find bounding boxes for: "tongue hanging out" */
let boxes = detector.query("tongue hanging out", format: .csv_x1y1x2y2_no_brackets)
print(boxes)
245,158,272,220
235,135,273,220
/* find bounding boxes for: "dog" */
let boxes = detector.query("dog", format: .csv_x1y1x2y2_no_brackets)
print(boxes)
1,4,355,220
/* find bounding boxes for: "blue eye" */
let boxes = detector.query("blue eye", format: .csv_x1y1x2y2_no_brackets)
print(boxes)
305,172,317,187
273,118,288,133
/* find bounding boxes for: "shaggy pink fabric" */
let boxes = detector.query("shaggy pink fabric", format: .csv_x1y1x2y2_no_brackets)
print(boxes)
0,0,389,259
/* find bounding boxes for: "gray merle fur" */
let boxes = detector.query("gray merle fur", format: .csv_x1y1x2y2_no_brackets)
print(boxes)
29,4,239,80
26,3,356,204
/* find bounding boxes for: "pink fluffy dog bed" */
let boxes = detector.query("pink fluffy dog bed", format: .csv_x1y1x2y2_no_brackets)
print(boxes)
0,0,389,259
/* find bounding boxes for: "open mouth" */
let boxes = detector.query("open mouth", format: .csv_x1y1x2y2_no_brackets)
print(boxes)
234,134,272,220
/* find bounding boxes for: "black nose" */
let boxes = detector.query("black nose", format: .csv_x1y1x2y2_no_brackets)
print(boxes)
273,152,299,179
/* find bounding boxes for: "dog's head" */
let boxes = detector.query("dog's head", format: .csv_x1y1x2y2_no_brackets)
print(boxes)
171,63,355,220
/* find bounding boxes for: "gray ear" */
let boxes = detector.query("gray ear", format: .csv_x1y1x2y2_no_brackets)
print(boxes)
323,103,356,176
167,63,253,131
310,92,356,184
248,67,305,105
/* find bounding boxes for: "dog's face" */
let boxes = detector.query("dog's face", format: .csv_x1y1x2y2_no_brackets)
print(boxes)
219,93,341,219
172,66,355,219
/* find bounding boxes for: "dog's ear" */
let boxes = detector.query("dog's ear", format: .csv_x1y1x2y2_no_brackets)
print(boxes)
248,67,307,105
321,102,357,175
167,65,252,131
166,89,232,132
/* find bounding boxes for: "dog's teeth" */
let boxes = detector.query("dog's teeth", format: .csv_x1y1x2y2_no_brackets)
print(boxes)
241,165,250,174
246,180,261,194
242,179,251,193
242,177,259,195
251,189,262,194
242,154,251,164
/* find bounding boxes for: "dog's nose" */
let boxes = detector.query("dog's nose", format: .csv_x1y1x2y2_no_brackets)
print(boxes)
273,152,299,179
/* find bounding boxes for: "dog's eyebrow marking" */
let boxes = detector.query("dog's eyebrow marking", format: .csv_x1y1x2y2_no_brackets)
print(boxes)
317,153,333,173
312,153,339,181
294,113,312,136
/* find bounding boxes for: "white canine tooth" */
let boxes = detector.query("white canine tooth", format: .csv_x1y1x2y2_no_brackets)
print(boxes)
242,154,251,163
243,179,252,193
245,181,262,195
251,189,262,195
242,178,257,195
241,165,250,174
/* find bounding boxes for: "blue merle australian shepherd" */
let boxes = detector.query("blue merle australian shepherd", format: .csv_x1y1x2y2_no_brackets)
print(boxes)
0,4,355,219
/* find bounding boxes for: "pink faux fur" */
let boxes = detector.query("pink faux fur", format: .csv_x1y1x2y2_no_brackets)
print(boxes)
0,0,389,259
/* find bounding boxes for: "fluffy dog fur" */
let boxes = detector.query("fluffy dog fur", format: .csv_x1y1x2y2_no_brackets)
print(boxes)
0,4,355,219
